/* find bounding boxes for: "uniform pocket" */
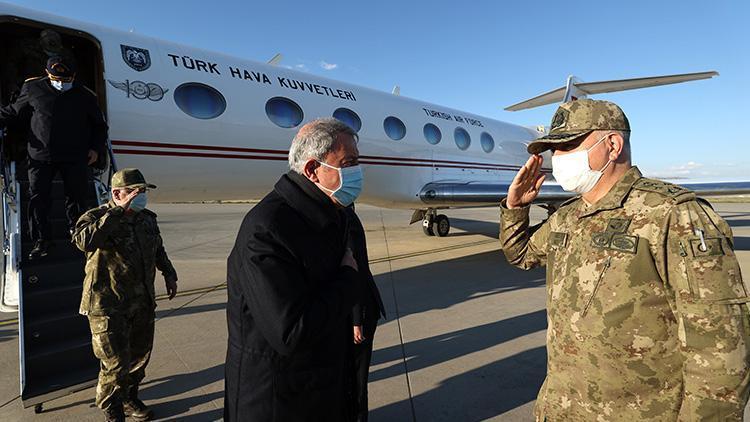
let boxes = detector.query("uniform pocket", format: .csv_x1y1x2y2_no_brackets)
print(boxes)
88,316,116,359
685,237,748,302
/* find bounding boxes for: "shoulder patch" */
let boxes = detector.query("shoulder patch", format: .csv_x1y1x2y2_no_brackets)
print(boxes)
633,178,695,204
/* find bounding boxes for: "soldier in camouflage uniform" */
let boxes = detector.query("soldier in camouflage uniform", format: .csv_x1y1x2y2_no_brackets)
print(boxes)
73,168,178,422
500,99,750,421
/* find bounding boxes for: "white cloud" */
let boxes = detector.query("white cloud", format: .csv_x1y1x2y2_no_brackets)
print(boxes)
319,61,338,70
294,64,308,71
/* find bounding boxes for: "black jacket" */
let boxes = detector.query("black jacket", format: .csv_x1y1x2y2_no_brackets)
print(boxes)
0,76,107,162
224,172,362,421
345,207,386,326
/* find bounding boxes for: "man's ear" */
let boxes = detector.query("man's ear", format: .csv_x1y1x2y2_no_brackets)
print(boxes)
303,159,320,183
608,133,625,162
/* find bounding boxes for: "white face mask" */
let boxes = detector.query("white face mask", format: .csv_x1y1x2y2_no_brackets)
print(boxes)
50,80,73,92
551,133,613,194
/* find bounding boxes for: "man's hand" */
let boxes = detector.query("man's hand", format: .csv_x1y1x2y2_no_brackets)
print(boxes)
165,274,178,300
112,189,140,210
87,149,99,165
353,325,365,344
507,155,546,209
341,248,358,272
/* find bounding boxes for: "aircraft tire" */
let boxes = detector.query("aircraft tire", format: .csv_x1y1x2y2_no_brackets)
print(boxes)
435,215,450,237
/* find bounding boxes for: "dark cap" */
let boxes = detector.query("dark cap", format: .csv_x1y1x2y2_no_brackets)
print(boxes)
527,99,630,155
46,56,76,80
111,168,156,190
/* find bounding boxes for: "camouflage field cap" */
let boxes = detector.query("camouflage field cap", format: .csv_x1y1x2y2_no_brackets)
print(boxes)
527,99,630,154
111,168,156,190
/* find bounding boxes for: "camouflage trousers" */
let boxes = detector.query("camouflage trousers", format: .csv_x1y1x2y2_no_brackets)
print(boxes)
87,301,155,410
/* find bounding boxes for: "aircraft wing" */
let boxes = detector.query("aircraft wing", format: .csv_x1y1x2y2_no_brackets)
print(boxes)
418,180,750,208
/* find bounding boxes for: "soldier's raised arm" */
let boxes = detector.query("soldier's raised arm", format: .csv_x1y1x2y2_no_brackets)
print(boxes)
500,155,551,270
73,206,125,252
500,200,551,270
660,198,750,419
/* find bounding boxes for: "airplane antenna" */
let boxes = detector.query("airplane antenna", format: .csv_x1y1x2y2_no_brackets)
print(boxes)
392,85,400,96
268,53,283,66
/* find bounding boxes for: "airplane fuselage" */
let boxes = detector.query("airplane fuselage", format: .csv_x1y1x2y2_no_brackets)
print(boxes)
1,2,541,209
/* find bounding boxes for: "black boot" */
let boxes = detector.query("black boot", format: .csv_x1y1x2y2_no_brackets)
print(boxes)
28,239,51,260
123,386,153,421
103,403,125,422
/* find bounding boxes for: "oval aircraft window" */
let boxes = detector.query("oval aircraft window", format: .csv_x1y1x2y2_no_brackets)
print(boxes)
454,127,471,150
384,116,406,141
265,97,304,128
480,132,495,153
173,82,226,120
423,123,442,145
333,108,362,132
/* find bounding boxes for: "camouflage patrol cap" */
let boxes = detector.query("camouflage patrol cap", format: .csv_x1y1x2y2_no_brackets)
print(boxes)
527,99,630,154
111,168,156,190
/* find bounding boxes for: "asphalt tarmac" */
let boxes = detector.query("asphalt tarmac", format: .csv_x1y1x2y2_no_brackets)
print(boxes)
0,201,748,421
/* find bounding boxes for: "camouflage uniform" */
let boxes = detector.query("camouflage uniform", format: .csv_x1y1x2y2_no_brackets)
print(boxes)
501,99,750,421
502,167,750,420
74,191,176,411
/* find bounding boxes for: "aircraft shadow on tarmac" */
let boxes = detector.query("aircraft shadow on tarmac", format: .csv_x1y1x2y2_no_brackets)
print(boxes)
448,218,500,239
371,249,548,420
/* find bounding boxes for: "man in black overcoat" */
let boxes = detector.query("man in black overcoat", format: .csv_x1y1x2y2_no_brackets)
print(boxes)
224,118,365,421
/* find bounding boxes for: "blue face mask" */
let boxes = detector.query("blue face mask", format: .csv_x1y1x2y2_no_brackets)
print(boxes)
316,161,363,207
129,192,148,212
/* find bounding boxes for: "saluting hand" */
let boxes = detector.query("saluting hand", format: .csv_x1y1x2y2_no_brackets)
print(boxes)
113,188,141,210
507,155,546,209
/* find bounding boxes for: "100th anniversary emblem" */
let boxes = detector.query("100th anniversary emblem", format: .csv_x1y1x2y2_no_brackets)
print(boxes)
120,44,151,72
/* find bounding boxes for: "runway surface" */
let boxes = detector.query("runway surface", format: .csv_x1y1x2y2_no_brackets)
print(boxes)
0,201,748,421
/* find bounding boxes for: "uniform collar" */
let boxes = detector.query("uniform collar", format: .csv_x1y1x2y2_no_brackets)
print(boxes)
577,166,642,218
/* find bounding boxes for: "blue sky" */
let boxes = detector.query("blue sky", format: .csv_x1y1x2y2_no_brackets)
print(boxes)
6,0,749,180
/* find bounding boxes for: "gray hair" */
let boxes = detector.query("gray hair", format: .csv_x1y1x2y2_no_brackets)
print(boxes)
288,118,358,173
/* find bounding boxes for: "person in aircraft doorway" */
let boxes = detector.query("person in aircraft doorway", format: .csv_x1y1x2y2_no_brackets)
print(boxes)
0,55,108,260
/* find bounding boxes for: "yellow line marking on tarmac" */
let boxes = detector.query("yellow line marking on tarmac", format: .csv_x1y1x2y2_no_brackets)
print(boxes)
0,237,499,327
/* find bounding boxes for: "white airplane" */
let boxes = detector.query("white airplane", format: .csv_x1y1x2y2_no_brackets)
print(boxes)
1,2,748,412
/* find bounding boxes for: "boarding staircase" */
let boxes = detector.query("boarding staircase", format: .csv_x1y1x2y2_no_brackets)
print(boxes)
1,128,115,413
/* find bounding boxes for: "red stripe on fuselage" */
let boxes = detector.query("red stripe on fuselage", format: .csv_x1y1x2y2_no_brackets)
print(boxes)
111,139,553,173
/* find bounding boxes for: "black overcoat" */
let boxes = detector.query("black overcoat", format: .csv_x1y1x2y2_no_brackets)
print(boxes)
224,173,360,421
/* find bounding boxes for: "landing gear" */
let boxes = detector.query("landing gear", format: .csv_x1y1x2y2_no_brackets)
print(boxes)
420,210,451,237
435,214,450,237
34,403,43,414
